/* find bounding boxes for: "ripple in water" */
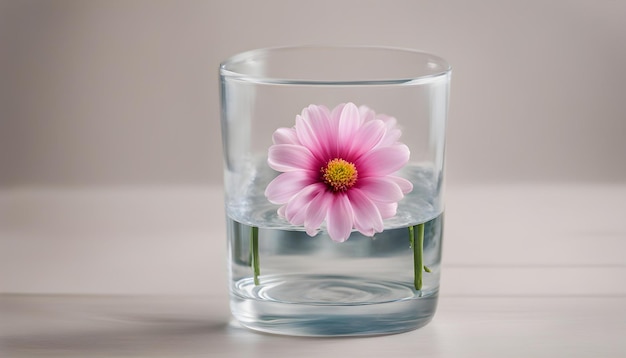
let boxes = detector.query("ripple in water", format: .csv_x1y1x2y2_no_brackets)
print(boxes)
238,275,418,306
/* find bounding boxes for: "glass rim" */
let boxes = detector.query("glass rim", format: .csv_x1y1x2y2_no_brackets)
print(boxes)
219,45,451,86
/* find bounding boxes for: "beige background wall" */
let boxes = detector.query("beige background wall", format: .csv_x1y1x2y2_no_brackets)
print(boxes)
2,0,625,187
1,0,625,295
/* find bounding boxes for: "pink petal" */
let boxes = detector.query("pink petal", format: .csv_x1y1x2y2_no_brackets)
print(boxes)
356,144,410,177
265,171,316,204
375,202,398,219
300,105,334,158
304,189,333,236
378,115,402,146
328,103,345,154
388,175,413,194
317,104,331,117
330,103,346,128
337,103,361,156
358,177,404,203
348,188,383,237
272,127,299,145
267,144,316,172
347,119,386,159
283,184,324,226
380,128,401,146
358,105,375,123
295,114,323,158
326,194,354,242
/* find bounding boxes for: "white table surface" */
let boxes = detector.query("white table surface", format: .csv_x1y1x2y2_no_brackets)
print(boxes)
1,184,625,357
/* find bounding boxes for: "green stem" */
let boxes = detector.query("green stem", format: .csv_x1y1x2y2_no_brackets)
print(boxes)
412,223,425,290
250,226,260,285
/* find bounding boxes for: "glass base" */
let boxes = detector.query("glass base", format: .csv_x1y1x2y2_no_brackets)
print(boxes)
230,274,438,337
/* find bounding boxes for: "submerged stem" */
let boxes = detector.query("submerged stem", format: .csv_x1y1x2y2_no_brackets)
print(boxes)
250,226,260,285
412,223,425,290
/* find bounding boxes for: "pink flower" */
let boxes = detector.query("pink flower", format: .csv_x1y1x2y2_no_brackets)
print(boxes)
264,103,413,242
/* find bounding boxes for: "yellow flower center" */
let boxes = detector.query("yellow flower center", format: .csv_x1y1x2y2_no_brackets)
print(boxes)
322,158,358,192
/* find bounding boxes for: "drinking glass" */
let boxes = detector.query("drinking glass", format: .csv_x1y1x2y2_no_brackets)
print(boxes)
219,46,451,336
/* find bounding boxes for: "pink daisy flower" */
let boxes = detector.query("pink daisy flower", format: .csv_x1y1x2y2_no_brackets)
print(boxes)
264,102,413,242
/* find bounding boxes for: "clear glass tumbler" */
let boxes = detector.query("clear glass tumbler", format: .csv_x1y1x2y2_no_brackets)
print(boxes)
219,46,451,336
